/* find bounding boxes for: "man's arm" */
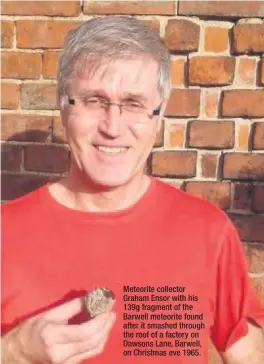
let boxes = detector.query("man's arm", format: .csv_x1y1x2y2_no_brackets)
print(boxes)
222,322,264,364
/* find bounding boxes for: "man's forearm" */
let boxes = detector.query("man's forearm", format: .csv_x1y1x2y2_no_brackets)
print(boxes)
222,323,264,364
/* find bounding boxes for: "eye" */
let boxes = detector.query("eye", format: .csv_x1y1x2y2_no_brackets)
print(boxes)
82,97,106,107
124,100,144,109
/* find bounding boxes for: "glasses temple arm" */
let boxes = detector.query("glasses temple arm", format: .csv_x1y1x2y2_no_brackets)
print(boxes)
152,103,162,116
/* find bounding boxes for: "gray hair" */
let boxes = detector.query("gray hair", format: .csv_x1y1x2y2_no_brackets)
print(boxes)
57,16,171,106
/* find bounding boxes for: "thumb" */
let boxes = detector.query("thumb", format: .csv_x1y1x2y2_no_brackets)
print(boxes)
44,297,84,323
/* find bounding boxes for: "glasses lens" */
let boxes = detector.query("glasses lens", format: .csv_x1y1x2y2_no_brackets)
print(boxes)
76,98,152,123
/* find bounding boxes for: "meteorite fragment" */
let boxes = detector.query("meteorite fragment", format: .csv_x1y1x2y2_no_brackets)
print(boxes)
84,287,115,317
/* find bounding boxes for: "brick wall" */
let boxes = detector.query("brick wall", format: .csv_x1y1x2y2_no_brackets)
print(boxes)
1,1,264,361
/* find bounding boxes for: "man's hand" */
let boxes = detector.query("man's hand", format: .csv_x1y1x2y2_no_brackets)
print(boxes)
1,297,116,364
222,322,264,364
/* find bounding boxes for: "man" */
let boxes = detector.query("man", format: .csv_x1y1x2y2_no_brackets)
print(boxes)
2,16,264,364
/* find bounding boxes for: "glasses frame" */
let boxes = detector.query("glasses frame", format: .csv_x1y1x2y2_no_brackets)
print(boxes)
68,97,162,118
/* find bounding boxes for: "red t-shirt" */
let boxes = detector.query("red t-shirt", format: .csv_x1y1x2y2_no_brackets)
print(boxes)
2,177,264,363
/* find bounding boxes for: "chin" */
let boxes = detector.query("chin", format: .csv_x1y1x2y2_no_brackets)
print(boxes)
86,170,136,190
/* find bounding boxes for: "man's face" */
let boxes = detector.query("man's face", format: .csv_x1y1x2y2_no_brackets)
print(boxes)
61,57,164,188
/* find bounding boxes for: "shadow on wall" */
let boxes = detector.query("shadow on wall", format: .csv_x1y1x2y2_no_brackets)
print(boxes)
1,114,165,202
1,129,69,202
1,128,154,202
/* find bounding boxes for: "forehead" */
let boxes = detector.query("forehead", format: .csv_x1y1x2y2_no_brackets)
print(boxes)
71,57,159,100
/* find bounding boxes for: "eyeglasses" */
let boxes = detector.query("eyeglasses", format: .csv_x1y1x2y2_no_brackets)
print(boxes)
67,96,162,122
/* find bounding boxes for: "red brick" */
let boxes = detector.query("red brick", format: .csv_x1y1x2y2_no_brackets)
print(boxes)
1,114,52,142
1,144,22,172
164,20,200,52
238,125,250,151
1,20,14,48
236,58,257,85
1,52,42,79
229,214,264,242
244,243,264,274
24,145,69,173
170,59,185,86
184,182,231,210
252,185,264,213
21,84,58,110
232,23,264,54
179,1,264,17
252,122,264,150
204,91,219,118
188,120,234,149
165,89,200,117
221,90,264,118
189,57,235,86
168,124,185,148
83,1,175,15
233,183,252,210
201,154,218,178
204,27,229,53
1,83,20,110
2,1,80,16
154,121,164,148
261,58,264,85
17,20,81,49
1,173,56,201
223,153,264,181
42,51,60,79
151,151,197,178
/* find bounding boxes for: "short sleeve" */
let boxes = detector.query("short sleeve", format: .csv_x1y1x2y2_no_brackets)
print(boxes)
210,219,264,352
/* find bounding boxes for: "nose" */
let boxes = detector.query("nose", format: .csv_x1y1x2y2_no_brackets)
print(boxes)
98,104,125,138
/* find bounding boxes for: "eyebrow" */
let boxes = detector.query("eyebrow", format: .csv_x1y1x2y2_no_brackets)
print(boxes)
77,89,106,98
76,89,149,103
121,92,149,103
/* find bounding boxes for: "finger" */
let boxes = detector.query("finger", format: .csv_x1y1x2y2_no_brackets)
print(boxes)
55,312,115,344
64,312,116,357
44,297,84,323
63,331,110,364
40,314,115,364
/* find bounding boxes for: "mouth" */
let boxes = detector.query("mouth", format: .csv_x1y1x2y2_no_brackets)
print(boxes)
94,145,129,156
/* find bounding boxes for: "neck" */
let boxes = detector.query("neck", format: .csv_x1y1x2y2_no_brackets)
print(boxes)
49,169,151,213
